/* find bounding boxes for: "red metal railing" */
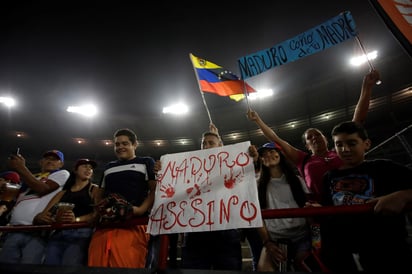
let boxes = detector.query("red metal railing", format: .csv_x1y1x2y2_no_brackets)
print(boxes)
1,203,411,271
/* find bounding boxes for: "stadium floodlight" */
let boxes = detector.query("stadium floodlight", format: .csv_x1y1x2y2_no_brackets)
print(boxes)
66,104,98,117
349,50,378,66
0,96,16,107
162,103,189,115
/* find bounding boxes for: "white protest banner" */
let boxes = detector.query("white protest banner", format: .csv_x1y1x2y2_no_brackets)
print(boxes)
148,141,263,235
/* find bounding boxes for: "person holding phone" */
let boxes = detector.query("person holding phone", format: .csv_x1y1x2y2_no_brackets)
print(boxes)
0,150,70,264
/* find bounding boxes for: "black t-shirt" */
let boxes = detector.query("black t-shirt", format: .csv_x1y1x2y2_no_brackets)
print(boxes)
319,159,412,272
101,157,155,207
60,182,94,217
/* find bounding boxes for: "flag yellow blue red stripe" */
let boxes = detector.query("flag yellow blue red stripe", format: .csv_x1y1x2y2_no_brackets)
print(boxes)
190,53,256,98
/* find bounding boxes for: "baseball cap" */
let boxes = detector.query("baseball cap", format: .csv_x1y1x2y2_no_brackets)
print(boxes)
0,171,21,184
257,142,282,155
43,150,64,162
75,158,97,169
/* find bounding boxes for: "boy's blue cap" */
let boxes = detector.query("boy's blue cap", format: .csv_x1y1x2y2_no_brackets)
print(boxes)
43,150,64,162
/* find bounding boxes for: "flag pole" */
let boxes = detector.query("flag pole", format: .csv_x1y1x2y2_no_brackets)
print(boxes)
189,53,213,124
355,35,381,85
242,80,251,110
199,86,214,125
238,61,252,111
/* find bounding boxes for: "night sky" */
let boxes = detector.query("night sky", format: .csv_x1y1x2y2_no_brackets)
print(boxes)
1,0,411,169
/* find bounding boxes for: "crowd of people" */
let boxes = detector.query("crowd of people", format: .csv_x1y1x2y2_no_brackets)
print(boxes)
1,69,412,272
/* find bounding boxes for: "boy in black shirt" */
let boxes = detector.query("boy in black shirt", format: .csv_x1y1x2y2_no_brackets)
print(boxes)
319,121,412,272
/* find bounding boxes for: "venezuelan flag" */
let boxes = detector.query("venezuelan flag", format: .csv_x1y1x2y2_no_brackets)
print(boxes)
190,53,256,101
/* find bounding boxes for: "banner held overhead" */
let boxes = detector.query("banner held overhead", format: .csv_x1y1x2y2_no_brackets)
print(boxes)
238,11,358,80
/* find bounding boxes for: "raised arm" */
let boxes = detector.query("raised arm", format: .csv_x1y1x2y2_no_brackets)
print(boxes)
352,69,380,124
247,108,302,164
7,154,60,196
209,123,224,145
209,123,219,135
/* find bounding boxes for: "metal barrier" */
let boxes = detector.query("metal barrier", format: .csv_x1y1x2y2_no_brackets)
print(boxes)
0,217,169,271
1,203,411,271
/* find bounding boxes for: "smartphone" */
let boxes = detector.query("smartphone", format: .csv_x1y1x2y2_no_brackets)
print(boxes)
16,147,20,155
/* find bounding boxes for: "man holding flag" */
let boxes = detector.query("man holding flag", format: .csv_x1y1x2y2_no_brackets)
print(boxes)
178,125,244,271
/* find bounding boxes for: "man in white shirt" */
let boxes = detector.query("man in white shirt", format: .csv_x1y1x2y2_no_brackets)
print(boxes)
0,150,70,264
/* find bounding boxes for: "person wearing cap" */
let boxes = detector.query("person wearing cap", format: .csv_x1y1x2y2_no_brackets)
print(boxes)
33,158,98,265
0,171,21,224
247,70,380,257
0,150,70,264
87,128,156,269
252,142,312,272
0,171,21,201
247,69,380,203
0,171,21,187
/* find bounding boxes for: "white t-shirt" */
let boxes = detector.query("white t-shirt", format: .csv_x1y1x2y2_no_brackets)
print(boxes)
264,174,308,241
10,169,70,225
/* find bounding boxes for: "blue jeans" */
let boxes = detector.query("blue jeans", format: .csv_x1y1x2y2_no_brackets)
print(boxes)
0,232,47,264
44,228,93,265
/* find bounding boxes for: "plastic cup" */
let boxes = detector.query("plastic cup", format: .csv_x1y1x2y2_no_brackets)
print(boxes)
55,202,75,222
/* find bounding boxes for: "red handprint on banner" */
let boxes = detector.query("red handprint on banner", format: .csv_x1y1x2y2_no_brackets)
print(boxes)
160,183,176,198
186,181,211,199
224,171,243,189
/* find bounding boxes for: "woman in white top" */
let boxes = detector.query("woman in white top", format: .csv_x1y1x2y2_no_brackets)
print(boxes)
253,142,311,272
